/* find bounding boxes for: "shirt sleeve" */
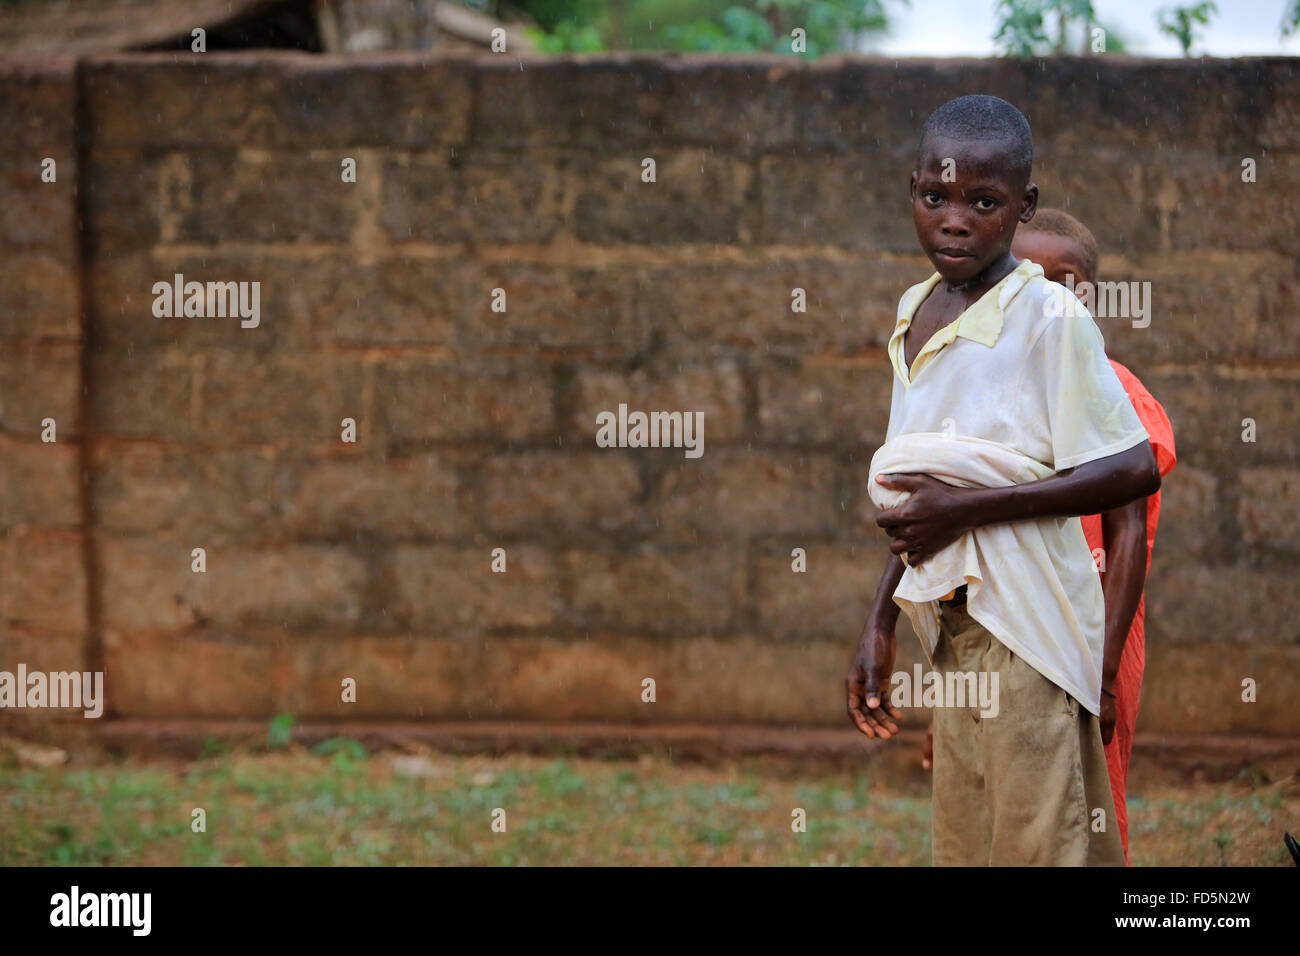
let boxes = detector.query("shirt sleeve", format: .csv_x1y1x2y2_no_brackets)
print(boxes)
1032,298,1150,471
1128,390,1177,478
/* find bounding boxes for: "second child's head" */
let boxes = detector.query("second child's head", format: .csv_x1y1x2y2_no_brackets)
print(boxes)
911,94,1039,286
1011,208,1100,311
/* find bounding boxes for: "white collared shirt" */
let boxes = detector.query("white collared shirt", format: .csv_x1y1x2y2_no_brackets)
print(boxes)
880,258,1150,713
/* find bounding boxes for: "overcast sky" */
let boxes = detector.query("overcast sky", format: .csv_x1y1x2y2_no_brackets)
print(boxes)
863,0,1300,57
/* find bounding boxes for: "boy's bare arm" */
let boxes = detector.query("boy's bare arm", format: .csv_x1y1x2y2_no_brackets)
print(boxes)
846,552,906,740
1097,496,1148,744
865,550,906,633
875,440,1160,565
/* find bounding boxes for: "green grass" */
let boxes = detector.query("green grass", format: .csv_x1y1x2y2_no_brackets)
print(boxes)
0,747,1294,865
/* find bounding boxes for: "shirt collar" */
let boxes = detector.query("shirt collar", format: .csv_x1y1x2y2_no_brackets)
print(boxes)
888,258,1044,385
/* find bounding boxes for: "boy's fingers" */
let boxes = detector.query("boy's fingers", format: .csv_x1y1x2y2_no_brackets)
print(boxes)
846,687,875,737
849,674,901,740
881,524,918,550
862,696,898,738
864,711,891,739
857,696,882,730
880,521,919,548
865,683,888,709
867,690,899,716
876,473,925,491
894,544,923,567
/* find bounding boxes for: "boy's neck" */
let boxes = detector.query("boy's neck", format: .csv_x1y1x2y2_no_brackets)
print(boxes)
938,251,1020,305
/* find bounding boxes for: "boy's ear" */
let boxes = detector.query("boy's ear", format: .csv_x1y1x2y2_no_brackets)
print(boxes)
1019,182,1039,223
909,171,918,203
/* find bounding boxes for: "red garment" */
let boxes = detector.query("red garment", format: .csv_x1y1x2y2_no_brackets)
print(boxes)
1080,360,1177,865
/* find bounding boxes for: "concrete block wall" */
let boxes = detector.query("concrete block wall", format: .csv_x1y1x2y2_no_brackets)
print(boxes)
0,52,1296,734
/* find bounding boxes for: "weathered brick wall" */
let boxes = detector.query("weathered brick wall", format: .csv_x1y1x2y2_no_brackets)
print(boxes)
1,52,1297,734
0,57,88,731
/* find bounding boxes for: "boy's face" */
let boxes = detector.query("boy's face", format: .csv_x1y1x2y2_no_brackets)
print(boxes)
1011,230,1095,305
910,135,1038,285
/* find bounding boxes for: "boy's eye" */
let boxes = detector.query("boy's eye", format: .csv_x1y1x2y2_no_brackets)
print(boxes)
922,191,942,206
974,198,997,211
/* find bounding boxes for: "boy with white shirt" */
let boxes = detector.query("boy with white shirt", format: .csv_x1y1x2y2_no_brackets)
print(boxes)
844,95,1161,866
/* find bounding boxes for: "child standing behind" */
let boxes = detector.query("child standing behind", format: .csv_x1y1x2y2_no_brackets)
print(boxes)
1012,209,1177,864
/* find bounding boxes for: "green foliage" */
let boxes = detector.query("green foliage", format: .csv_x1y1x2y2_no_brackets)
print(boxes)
501,0,607,32
266,712,295,751
994,0,1052,57
513,0,899,56
310,737,368,762
199,736,231,759
1211,825,1234,864
991,0,1126,57
1286,0,1300,38
1156,2,1218,56
992,0,1130,57
666,5,776,52
527,19,607,51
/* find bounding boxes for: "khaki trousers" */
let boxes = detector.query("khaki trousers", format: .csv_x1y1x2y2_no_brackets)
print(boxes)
930,602,1125,866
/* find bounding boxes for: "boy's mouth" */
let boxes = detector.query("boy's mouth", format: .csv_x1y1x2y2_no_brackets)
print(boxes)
934,247,975,263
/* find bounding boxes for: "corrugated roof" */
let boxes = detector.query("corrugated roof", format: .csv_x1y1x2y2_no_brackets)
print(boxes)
0,0,535,54
0,0,272,54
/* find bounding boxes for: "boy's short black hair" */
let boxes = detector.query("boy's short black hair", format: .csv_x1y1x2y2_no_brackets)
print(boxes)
1020,207,1100,280
916,94,1034,184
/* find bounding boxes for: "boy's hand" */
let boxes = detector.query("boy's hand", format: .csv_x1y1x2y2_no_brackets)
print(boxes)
1099,691,1117,746
875,473,973,566
922,721,934,770
846,623,902,740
